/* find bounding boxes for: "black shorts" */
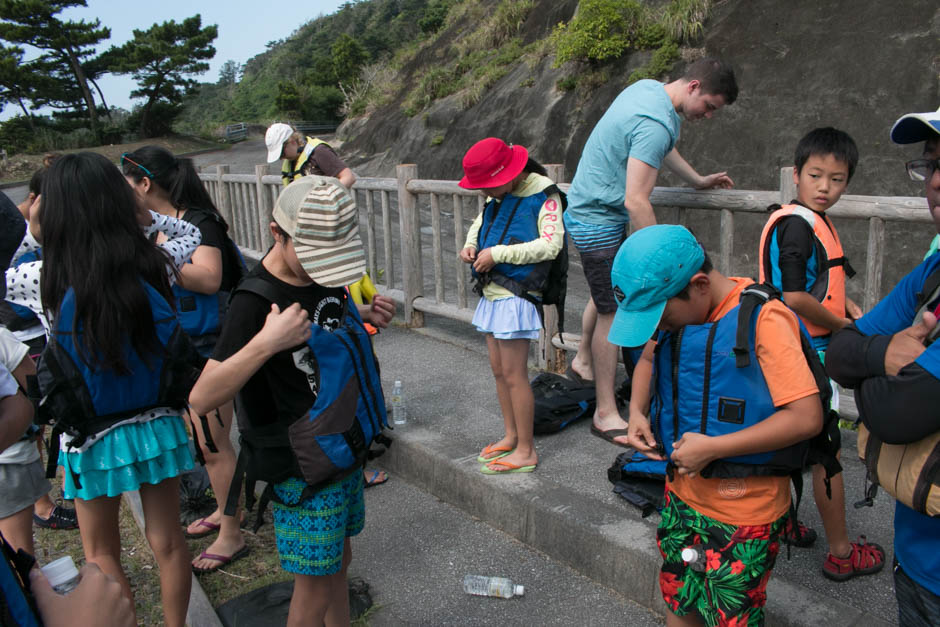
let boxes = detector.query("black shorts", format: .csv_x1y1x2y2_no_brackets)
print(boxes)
579,244,624,315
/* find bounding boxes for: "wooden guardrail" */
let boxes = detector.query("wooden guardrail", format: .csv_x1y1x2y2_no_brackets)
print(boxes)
198,163,927,372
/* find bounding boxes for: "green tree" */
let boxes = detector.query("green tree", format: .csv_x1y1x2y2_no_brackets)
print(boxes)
275,81,301,116
105,14,217,136
218,59,241,86
0,0,111,137
331,33,368,85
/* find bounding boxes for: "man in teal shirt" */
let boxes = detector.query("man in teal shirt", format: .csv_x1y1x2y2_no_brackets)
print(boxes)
566,58,738,446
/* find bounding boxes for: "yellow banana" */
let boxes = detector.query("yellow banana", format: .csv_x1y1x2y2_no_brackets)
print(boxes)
348,280,364,305
359,272,377,302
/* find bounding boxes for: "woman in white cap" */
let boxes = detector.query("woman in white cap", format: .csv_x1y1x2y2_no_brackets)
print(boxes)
265,123,356,189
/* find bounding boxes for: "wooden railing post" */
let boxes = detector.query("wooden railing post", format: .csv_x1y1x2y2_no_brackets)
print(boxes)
539,164,567,372
864,217,885,312
256,164,274,251
397,164,424,327
216,165,234,242
779,167,796,204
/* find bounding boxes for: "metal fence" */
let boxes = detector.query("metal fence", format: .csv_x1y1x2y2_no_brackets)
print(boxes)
198,163,929,372
223,123,248,143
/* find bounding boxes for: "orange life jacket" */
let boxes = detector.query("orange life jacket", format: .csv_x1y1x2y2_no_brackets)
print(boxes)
758,204,853,337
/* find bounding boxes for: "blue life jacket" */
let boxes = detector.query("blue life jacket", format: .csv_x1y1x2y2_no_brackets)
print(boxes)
608,449,667,517
0,533,39,627
223,277,390,529
650,283,831,479
34,282,203,471
171,210,246,346
470,183,569,330
471,185,564,296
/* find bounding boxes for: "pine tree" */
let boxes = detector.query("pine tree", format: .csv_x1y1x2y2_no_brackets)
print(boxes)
104,14,217,137
0,0,111,138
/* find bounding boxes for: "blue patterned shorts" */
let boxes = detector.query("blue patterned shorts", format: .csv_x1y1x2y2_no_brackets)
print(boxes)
271,471,365,575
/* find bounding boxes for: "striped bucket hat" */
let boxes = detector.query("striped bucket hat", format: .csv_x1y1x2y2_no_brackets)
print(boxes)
273,175,366,287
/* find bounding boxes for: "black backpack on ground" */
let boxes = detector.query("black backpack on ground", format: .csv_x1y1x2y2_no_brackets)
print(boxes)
531,371,596,435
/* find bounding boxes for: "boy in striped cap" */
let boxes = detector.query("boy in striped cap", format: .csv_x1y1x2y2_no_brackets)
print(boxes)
189,176,394,623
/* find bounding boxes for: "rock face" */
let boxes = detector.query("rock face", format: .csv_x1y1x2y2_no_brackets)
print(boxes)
338,0,940,299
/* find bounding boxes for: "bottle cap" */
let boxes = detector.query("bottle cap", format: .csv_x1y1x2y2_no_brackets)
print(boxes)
680,548,697,563
514,584,524,596
394,380,402,386
41,556,79,588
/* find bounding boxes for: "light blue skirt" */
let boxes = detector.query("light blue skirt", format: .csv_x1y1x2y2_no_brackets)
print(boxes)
472,295,541,340
58,416,194,501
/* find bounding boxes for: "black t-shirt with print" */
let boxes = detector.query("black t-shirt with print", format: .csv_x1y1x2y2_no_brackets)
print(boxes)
211,258,348,425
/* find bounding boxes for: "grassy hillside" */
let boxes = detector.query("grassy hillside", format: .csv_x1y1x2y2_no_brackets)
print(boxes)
176,0,707,136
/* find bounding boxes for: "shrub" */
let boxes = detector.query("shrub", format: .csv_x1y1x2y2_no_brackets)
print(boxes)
660,0,711,43
628,40,681,83
556,76,577,91
552,0,650,66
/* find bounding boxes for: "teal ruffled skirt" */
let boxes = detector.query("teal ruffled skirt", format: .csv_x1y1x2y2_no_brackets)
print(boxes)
58,415,194,501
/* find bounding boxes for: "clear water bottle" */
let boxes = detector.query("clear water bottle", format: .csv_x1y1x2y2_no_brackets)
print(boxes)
41,556,81,594
391,380,406,425
681,545,706,573
463,574,524,598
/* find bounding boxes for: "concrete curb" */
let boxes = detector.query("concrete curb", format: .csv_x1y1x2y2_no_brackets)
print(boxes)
122,492,223,627
381,426,893,627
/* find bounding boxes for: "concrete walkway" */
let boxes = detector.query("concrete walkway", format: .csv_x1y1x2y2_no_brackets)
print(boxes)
370,315,899,626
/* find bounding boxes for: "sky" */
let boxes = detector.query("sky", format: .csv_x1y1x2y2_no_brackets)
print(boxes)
1,0,348,119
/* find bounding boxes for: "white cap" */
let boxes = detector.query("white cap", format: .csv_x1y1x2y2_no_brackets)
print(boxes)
394,380,402,386
680,548,698,563
265,123,294,163
514,584,525,596
890,107,940,144
41,556,79,588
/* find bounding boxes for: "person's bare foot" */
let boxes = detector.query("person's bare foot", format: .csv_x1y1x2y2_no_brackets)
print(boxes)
484,449,537,473
591,411,629,446
477,436,518,461
191,533,247,572
569,357,594,382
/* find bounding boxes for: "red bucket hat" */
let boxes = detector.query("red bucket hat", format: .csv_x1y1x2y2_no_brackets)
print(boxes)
458,137,529,189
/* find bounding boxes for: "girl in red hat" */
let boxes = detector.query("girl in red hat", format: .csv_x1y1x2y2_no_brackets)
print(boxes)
459,138,566,474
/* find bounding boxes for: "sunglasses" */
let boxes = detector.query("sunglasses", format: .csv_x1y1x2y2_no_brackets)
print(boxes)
120,153,154,179
905,157,940,182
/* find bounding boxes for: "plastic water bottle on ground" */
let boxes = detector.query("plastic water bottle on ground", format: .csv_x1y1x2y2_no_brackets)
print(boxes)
391,380,406,425
681,545,706,573
41,556,81,594
463,574,524,598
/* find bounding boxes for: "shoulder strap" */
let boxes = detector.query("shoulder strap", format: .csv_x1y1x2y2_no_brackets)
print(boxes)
233,276,291,310
915,265,940,312
734,283,781,367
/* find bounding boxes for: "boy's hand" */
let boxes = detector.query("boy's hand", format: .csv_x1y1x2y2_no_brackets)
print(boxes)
258,303,311,354
472,248,495,273
627,412,664,460
695,172,734,190
363,294,395,328
845,297,863,321
671,432,716,476
31,564,135,627
459,247,477,263
885,311,937,376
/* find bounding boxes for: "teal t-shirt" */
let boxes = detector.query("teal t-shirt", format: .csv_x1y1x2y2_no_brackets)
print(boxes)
567,80,680,226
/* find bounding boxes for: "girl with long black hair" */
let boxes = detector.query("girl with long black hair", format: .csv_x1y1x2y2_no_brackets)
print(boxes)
122,145,246,573
34,152,200,627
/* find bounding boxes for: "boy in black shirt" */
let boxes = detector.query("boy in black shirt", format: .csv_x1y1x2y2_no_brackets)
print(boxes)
189,176,393,625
